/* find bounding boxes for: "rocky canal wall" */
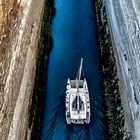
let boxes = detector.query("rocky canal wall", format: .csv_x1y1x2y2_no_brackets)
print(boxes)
105,0,140,139
0,0,44,139
95,0,131,139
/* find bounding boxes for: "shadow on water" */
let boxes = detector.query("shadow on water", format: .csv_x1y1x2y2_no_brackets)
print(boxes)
40,0,107,139
30,0,55,139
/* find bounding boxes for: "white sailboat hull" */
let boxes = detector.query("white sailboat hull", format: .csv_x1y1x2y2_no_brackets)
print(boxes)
65,79,90,124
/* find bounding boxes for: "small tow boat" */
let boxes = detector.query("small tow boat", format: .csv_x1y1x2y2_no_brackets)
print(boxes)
65,58,90,124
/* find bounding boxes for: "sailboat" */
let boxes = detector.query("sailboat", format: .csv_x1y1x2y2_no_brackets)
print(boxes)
65,58,90,124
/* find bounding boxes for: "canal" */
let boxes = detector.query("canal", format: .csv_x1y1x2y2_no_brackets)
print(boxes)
41,0,106,139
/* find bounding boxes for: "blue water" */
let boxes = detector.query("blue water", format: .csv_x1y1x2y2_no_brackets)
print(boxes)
41,0,106,139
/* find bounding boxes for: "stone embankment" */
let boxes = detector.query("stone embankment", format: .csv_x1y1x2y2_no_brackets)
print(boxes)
0,0,44,139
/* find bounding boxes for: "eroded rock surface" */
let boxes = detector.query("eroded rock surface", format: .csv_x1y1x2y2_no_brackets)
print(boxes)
0,0,44,139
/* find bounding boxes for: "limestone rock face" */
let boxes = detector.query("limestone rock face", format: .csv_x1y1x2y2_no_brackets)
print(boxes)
0,0,20,43
0,0,44,139
105,0,140,139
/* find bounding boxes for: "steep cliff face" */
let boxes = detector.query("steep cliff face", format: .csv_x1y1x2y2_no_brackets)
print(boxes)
0,0,44,139
105,0,140,139
95,1,131,139
95,0,140,139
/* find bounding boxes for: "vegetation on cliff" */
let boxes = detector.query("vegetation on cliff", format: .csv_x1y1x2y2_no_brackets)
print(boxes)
95,0,131,139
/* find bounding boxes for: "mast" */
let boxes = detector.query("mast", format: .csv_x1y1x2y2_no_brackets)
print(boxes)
77,58,83,113
78,58,83,81
76,58,83,90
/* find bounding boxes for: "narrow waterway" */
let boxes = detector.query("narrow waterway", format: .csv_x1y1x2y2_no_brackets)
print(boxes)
41,0,106,139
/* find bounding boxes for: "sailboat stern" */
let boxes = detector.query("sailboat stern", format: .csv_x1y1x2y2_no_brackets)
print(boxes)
65,79,90,124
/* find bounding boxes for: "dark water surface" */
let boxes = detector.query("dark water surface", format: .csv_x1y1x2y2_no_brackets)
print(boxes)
41,0,106,139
